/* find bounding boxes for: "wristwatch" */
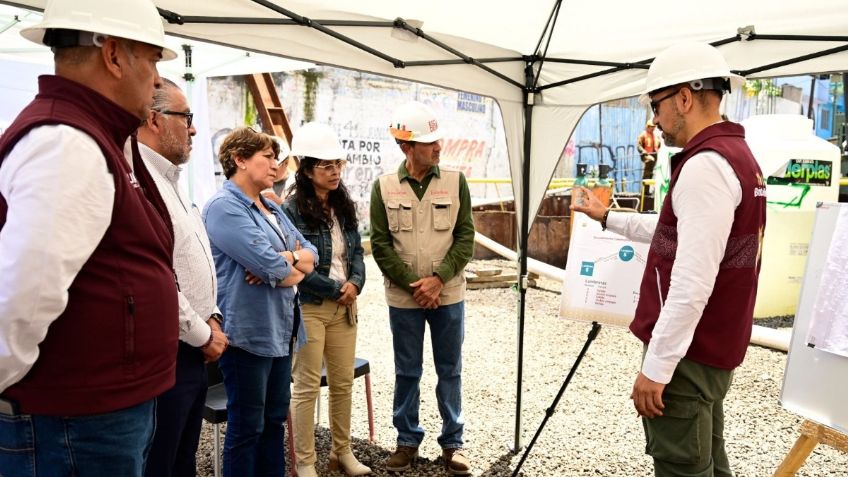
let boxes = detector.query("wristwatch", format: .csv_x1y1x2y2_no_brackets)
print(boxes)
291,251,300,266
209,313,223,326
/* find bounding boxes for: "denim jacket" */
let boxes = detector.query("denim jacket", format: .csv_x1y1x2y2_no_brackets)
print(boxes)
203,181,316,357
282,199,365,305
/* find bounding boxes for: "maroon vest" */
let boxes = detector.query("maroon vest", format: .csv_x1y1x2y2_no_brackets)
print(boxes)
0,76,178,415
630,122,766,370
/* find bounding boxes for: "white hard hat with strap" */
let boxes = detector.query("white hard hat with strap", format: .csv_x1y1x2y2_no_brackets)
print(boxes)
639,42,744,105
21,0,177,60
290,122,346,160
388,101,443,143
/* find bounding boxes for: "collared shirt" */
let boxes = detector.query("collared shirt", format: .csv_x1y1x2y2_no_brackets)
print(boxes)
203,180,315,357
369,161,475,293
140,144,217,347
606,150,742,384
0,125,114,392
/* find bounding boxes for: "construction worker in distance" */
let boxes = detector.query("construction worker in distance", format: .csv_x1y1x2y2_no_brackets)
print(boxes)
572,41,766,477
370,101,475,475
637,119,660,181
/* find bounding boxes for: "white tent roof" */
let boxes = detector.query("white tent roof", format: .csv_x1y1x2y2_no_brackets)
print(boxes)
4,0,847,231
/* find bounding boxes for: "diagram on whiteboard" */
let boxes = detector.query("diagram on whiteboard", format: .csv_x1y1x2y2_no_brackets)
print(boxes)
560,213,650,328
806,206,848,358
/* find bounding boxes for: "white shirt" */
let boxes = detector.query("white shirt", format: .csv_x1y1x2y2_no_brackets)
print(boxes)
0,125,115,392
607,150,742,384
329,213,348,283
140,144,216,347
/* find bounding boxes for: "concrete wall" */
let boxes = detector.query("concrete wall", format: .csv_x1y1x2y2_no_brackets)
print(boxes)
206,67,512,232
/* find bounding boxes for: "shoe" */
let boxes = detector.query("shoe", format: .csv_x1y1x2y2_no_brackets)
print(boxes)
296,464,318,477
384,446,418,472
442,448,471,476
329,451,372,475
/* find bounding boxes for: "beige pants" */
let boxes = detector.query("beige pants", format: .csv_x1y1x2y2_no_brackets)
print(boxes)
291,299,357,465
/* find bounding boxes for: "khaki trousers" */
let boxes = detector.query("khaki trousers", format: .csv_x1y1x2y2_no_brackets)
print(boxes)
291,300,357,465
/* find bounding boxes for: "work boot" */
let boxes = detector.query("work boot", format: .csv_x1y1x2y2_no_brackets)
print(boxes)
384,446,418,472
442,448,471,476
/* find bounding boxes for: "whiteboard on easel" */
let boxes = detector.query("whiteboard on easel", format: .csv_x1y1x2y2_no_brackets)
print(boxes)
780,202,848,435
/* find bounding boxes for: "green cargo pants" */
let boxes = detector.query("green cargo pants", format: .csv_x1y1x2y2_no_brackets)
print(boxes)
642,357,734,477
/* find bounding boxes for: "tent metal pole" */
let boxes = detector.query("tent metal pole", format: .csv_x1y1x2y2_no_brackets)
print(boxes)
739,44,848,76
393,19,524,89
403,57,523,67
161,14,396,28
249,0,405,68
513,60,535,452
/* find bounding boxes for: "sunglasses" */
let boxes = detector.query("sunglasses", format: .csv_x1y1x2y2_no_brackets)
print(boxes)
649,87,684,116
157,110,194,128
314,160,347,171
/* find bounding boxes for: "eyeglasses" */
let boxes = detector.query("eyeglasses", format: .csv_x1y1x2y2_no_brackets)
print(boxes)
157,110,194,128
649,87,684,116
314,160,347,171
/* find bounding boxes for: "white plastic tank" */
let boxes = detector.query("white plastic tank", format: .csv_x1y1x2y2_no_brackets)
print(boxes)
743,114,841,318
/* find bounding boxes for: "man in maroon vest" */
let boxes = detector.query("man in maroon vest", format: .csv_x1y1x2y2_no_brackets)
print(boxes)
572,42,767,477
0,1,180,476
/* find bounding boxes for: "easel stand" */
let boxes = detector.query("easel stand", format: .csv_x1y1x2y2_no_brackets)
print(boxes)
774,420,848,476
511,321,602,477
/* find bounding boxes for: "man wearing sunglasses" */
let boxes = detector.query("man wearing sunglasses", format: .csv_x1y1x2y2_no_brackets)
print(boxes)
572,42,766,477
137,78,229,477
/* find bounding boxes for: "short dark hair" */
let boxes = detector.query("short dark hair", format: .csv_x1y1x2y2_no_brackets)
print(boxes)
218,127,279,179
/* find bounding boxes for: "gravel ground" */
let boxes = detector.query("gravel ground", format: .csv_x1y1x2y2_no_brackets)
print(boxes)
194,256,848,476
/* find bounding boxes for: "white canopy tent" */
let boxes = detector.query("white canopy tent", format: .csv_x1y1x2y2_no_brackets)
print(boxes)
3,0,847,449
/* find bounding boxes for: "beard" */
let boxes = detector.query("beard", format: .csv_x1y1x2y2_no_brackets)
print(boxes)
659,105,686,148
160,128,191,165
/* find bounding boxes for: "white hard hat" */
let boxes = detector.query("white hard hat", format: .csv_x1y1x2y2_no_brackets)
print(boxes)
389,101,443,143
290,122,346,160
638,42,744,105
21,0,177,60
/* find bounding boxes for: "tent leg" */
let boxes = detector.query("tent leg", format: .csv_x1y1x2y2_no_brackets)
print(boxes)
512,61,536,453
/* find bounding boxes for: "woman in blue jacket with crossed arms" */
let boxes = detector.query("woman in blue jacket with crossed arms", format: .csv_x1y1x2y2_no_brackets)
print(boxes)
203,127,317,477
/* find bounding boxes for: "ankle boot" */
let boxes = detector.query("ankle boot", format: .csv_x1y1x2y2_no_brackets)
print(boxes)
295,464,318,477
328,451,372,476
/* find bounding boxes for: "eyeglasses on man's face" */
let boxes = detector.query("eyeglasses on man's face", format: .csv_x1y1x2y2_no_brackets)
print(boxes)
157,110,194,128
314,160,347,171
649,86,684,116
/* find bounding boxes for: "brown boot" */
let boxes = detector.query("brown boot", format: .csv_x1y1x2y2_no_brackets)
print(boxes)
384,446,418,472
442,448,471,475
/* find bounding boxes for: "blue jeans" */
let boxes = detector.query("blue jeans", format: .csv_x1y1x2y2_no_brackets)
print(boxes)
0,399,155,477
389,302,464,449
219,346,292,477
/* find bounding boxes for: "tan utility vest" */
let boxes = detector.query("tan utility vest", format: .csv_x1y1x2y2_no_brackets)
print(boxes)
378,168,466,308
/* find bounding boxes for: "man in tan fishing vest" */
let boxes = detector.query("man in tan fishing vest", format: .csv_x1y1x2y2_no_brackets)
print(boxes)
369,101,475,475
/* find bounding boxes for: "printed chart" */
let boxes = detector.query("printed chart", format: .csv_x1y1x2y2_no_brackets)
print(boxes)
560,213,650,327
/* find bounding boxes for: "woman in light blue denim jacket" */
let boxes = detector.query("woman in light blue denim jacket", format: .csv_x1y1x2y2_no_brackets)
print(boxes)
203,127,317,477
282,123,370,477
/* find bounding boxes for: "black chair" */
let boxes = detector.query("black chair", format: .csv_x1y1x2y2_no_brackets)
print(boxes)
204,358,373,477
202,363,227,477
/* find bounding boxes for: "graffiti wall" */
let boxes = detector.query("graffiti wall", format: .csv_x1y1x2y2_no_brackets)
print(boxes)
206,68,511,232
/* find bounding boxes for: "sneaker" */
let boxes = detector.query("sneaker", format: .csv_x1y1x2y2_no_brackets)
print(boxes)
384,446,418,472
442,448,471,476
